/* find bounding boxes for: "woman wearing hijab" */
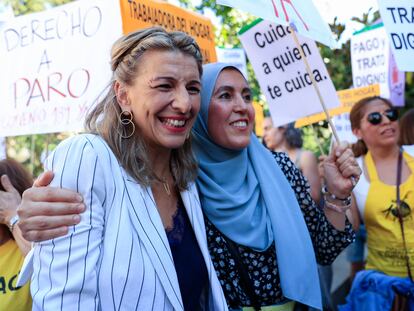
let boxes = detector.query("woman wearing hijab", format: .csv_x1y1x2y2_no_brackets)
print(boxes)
15,64,359,310
191,63,357,310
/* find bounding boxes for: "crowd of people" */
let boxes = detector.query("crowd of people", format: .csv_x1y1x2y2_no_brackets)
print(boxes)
0,26,413,311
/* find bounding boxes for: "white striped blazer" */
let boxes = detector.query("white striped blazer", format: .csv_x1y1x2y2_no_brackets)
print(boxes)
30,134,228,311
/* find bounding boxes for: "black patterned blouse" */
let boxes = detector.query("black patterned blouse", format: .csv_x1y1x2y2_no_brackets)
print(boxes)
204,152,355,309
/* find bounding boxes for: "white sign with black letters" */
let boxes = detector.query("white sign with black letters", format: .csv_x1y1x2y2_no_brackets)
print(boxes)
378,0,414,72
351,25,405,106
239,19,340,126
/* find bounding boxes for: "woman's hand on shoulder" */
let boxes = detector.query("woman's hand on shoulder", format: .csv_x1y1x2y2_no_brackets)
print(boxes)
18,171,86,242
322,142,362,199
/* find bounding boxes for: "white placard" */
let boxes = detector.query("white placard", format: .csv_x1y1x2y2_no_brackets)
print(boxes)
216,47,248,78
0,0,122,136
378,0,414,72
351,25,405,106
239,19,340,126
217,0,337,48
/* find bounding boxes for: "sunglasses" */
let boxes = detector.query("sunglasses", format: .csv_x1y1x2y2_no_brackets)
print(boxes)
366,109,399,125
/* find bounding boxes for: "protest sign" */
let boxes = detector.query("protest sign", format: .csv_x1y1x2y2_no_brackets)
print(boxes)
0,0,122,137
378,0,414,72
295,84,380,127
216,47,248,78
239,19,340,127
332,113,357,145
253,102,264,137
217,0,337,48
351,24,405,107
119,0,217,63
0,0,122,136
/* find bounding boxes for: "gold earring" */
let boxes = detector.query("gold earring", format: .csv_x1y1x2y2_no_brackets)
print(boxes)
118,110,135,139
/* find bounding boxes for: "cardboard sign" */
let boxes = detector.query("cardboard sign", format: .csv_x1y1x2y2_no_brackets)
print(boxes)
239,19,340,127
351,24,405,107
119,0,217,63
217,0,337,48
0,0,122,137
216,47,248,78
378,0,414,72
295,84,381,127
253,102,264,137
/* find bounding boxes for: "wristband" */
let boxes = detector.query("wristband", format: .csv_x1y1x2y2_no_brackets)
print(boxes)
321,185,351,206
8,214,19,233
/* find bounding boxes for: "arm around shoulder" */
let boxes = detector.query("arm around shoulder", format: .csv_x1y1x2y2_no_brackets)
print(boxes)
31,135,107,311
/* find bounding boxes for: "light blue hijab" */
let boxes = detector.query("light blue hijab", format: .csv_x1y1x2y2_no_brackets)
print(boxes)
192,63,322,309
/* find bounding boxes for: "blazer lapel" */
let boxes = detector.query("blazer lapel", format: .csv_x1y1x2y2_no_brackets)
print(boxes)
180,184,228,311
123,177,184,311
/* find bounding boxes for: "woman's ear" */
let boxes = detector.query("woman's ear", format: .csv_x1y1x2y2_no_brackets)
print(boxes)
352,128,362,140
114,81,130,110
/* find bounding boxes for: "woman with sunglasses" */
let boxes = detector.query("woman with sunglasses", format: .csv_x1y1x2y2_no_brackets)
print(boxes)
344,96,414,310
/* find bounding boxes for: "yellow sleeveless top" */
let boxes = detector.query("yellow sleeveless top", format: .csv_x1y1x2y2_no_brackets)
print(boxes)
0,239,32,311
364,150,414,277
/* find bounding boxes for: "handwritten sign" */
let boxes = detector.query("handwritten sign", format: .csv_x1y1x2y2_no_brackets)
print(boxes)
0,0,123,136
378,0,414,72
217,0,337,48
119,0,217,63
351,24,405,107
239,19,339,127
295,84,381,127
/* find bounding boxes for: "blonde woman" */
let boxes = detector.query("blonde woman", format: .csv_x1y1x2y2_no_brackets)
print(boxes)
18,27,227,311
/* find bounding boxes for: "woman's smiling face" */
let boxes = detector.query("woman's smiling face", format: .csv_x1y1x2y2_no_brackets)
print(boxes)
118,50,201,153
207,68,254,150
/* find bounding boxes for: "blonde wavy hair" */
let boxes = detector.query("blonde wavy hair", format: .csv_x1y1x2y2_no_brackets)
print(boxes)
85,27,203,190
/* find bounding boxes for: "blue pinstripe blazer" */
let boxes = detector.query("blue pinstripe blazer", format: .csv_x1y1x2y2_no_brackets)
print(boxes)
30,134,228,311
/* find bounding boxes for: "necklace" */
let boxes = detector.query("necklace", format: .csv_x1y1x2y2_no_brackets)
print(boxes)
162,179,171,196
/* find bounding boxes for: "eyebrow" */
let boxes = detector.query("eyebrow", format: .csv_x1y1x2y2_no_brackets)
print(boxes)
214,85,252,94
150,76,201,84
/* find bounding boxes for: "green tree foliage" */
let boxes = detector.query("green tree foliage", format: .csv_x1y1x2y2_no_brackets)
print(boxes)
5,0,73,16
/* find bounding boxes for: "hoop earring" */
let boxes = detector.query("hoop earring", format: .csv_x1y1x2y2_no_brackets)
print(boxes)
118,110,135,139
